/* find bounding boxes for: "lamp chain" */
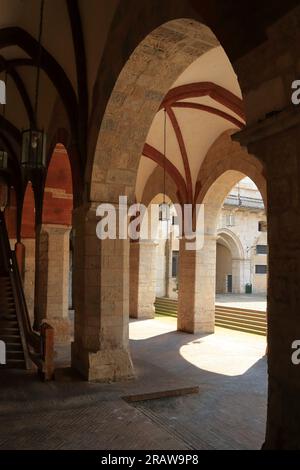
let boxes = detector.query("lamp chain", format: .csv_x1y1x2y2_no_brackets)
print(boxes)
163,108,167,205
34,0,45,123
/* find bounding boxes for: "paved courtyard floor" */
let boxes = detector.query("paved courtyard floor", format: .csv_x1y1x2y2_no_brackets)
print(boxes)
215,293,267,311
0,317,267,450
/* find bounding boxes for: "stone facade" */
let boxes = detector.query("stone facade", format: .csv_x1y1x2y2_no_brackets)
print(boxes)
155,178,267,299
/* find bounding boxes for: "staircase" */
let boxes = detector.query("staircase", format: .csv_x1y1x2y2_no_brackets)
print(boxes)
0,212,54,378
154,297,267,336
215,305,267,336
0,273,26,368
0,213,30,369
154,297,177,318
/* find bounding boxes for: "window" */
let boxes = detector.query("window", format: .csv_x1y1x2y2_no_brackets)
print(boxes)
255,264,267,274
225,213,235,227
172,216,179,226
258,221,267,232
256,245,268,255
172,251,179,278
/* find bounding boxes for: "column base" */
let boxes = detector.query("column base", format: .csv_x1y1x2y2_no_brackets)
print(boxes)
177,318,215,334
71,342,135,382
130,306,155,319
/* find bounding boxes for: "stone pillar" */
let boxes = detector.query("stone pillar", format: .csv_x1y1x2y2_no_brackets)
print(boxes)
34,224,71,343
232,258,244,294
165,238,171,298
236,115,300,448
22,239,36,322
71,203,134,382
130,240,157,319
177,235,216,334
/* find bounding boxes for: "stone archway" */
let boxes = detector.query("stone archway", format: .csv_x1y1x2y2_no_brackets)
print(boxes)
216,229,245,294
177,163,267,334
88,19,219,205
73,18,235,381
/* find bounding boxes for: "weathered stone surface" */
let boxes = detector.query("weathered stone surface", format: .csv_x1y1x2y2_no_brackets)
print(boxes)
129,240,158,319
71,203,134,382
34,224,71,344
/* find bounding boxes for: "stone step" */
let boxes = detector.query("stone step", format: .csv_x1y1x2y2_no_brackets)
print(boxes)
0,359,26,369
0,320,19,328
6,350,25,360
215,314,266,329
215,314,267,328
0,334,22,343
215,320,266,336
5,342,23,351
215,304,266,315
155,297,267,336
215,310,266,322
154,305,177,314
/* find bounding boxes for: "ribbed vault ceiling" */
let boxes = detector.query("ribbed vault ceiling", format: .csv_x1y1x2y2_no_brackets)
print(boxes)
136,45,245,204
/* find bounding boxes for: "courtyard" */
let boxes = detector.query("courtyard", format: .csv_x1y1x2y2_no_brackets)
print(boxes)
0,318,266,450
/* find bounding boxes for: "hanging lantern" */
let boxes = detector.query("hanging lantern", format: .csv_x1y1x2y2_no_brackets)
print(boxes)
159,202,170,222
21,129,46,169
0,149,8,170
21,0,46,170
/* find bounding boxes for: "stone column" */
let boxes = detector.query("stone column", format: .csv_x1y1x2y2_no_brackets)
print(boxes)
177,235,216,334
165,238,172,298
22,239,36,322
71,203,134,382
236,116,300,449
232,258,244,294
130,240,157,319
34,224,71,343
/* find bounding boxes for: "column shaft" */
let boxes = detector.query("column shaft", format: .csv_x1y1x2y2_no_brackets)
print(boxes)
34,224,71,343
22,239,35,322
71,203,134,382
177,235,216,334
129,240,157,319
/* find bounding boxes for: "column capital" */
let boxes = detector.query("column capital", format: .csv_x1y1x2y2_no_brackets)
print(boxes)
232,105,300,148
38,223,72,234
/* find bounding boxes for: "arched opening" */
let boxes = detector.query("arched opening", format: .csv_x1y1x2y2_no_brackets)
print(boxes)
72,16,266,448
0,0,298,452
83,15,265,373
216,238,234,294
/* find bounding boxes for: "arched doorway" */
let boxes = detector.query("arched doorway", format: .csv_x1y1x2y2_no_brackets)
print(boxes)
216,229,245,294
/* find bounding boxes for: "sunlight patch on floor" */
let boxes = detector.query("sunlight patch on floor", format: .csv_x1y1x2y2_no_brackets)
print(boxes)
130,317,266,377
180,327,266,376
129,316,176,340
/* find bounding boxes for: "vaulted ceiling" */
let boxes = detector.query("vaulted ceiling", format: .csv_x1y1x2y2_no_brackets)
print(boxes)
136,45,244,204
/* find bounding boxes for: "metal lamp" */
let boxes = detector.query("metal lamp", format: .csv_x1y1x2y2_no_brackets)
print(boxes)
0,149,8,170
21,0,46,170
21,129,46,169
159,202,170,222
